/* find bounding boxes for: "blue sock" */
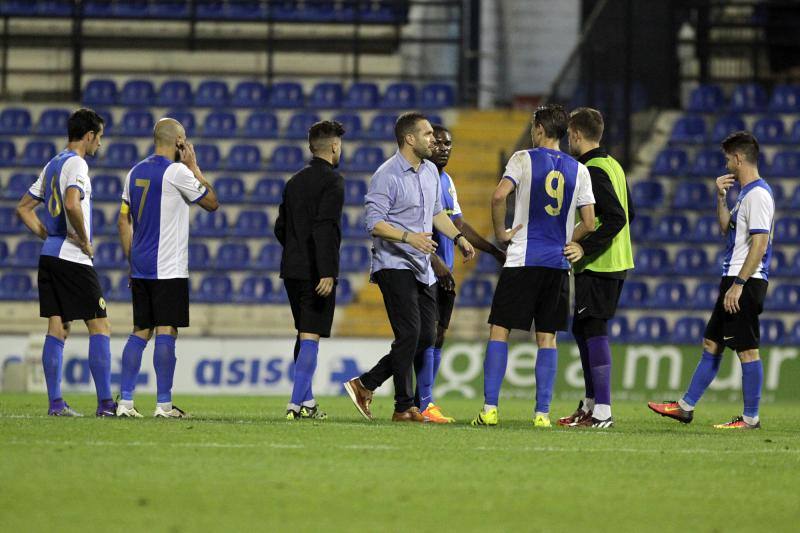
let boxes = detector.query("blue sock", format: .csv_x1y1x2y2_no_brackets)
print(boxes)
575,334,594,399
586,336,612,406
483,340,508,406
42,335,64,403
416,347,435,411
682,351,721,407
534,348,558,414
741,359,763,419
120,335,148,401
88,334,112,402
290,340,318,406
432,347,442,379
154,335,177,404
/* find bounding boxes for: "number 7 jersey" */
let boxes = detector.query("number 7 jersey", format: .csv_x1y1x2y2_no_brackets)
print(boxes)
122,155,208,279
502,148,595,269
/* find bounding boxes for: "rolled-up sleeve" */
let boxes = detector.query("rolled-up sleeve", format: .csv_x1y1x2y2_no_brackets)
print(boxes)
364,171,395,233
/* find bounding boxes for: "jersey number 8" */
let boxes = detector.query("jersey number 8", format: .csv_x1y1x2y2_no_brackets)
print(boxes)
47,174,62,217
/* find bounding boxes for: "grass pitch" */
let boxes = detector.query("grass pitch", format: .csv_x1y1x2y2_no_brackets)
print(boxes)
1,393,798,533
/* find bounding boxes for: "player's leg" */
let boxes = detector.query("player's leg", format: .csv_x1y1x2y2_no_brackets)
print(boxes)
532,331,557,427
419,282,456,422
415,283,451,422
86,316,116,416
153,325,181,417
581,317,613,426
297,277,336,419
558,318,593,426
150,279,190,418
43,318,79,416
117,328,152,418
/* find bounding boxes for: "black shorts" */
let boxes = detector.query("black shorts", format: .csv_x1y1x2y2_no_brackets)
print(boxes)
704,276,768,352
285,278,336,338
436,283,456,329
131,278,190,330
488,266,570,333
38,255,107,322
573,272,624,321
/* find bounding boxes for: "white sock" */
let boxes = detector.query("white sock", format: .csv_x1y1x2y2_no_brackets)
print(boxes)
483,404,497,413
742,414,759,425
286,402,301,412
301,399,316,408
583,398,595,413
157,401,172,412
593,403,611,420
119,399,134,409
678,398,694,412
534,411,549,418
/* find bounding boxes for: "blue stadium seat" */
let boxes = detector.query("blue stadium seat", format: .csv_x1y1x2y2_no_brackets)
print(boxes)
765,150,800,178
268,81,304,109
381,82,416,109
607,316,630,342
251,177,284,204
789,120,800,145
760,319,785,345
618,281,648,309
235,276,273,303
767,284,800,311
628,214,652,241
202,111,237,138
337,277,354,304
687,84,725,113
215,243,251,270
196,0,225,19
285,112,321,140
119,79,155,106
672,181,712,210
458,279,493,307
631,181,663,209
18,141,56,167
420,83,455,109
93,108,114,135
188,243,211,270
774,218,800,244
0,272,34,300
771,183,786,208
345,146,384,172
343,82,380,109
669,115,705,144
690,215,720,243
35,108,70,136
339,244,370,272
148,0,190,19
788,321,800,346
0,108,31,135
729,83,768,113
790,251,800,277
651,148,688,177
672,317,705,344
0,206,23,233
0,140,15,166
1,173,36,200
359,0,407,23
341,212,368,239
10,240,40,268
119,110,154,137
344,179,368,206
92,174,122,201
109,275,131,302
214,176,245,203
673,248,708,275
164,109,196,136
84,1,113,17
630,316,669,343
242,111,279,139
768,84,800,113
193,144,221,170
332,113,363,140
156,79,192,107
308,82,343,109
252,243,282,271
365,113,397,141
194,80,230,107
707,250,727,277
226,144,261,171
268,145,303,172
652,281,688,309
96,274,113,299
114,0,150,18
789,184,800,210
709,115,746,144
752,117,786,145
227,1,267,20
92,208,116,235
193,210,228,237
82,79,117,106
232,81,269,108
689,150,726,177
94,242,126,269
194,275,233,303
692,282,718,310
101,143,138,169
0,240,8,266
231,210,269,237
427,114,444,127
474,250,501,274
634,247,669,276
650,215,689,243
768,249,788,277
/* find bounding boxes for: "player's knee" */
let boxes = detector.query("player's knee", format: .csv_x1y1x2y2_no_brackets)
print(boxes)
702,338,723,355
737,349,760,362
155,325,178,337
535,331,557,348
489,324,509,342
87,317,111,336
47,319,69,340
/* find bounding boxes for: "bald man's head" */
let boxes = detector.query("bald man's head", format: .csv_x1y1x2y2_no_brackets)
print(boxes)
154,118,186,149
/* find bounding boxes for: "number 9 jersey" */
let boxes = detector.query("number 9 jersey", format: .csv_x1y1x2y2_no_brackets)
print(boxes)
501,148,594,269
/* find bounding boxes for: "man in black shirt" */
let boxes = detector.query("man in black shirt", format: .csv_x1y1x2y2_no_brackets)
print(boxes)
274,120,346,420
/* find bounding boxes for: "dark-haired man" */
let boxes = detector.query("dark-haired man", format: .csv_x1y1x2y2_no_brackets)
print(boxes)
471,104,596,428
275,120,346,420
343,112,475,423
15,108,116,417
649,131,774,430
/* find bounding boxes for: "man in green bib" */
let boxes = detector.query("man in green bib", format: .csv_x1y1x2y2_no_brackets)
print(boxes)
560,107,635,428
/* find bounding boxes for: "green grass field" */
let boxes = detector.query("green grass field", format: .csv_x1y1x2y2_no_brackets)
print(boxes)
1,393,799,533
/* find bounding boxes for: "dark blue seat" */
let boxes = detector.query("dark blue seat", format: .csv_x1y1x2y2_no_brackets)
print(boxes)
195,275,233,303
35,108,70,136
365,113,397,141
768,249,788,277
112,0,149,18
768,84,800,113
94,242,126,269
381,82,416,109
767,284,800,311
242,111,279,139
790,251,800,277
630,316,670,343
232,81,269,108
337,277,354,304
231,210,269,237
194,80,230,107
0,206,22,233
91,208,115,235
789,184,800,210
0,108,32,135
101,143,138,169
188,243,211,270
192,210,229,237
0,272,33,300
359,0,406,23
672,181,712,210
420,83,455,109
1,173,36,200
634,248,669,276
156,79,192,107
18,141,56,167
119,79,155,106
672,317,705,344
82,79,117,106
215,243,251,270
10,240,40,268
0,241,8,266
618,281,648,309
308,82,343,109
164,109,196,136
235,276,273,303
251,177,284,204
202,111,237,138
608,316,630,342
730,83,768,113
709,115,746,144
213,176,246,203
707,250,727,277
474,250,501,274
339,244,370,272
341,212,367,239
108,275,131,302
774,218,800,244
94,108,114,135
692,282,718,310
652,281,688,309
226,144,261,171
673,248,708,275
148,0,190,19
344,179,368,206
690,215,720,243
252,243,282,271
0,141,16,166
687,84,725,113
650,215,689,243
332,113,363,140
227,1,266,20
84,1,113,17
628,214,652,242
193,144,221,170
285,112,321,140
343,82,380,109
651,148,688,177
96,274,113,299
631,181,664,209
689,150,726,177
788,321,800,345
760,319,785,345
268,145,303,172
92,174,122,201
752,117,786,145
669,115,706,144
196,0,225,19
771,183,786,208
119,110,154,137
458,279,493,307
765,151,800,178
345,146,384,172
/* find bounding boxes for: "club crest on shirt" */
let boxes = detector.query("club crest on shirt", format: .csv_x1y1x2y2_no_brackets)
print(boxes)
98,297,106,310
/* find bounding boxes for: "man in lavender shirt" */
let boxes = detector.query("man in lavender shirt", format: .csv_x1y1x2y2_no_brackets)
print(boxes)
343,112,475,422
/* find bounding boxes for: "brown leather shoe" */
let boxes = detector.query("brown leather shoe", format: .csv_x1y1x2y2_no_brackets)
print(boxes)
343,378,373,420
391,406,426,423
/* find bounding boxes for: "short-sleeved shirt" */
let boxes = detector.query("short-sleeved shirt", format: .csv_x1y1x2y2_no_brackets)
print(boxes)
502,147,594,269
29,149,94,266
722,178,774,280
122,155,207,279
433,170,462,271
364,150,443,285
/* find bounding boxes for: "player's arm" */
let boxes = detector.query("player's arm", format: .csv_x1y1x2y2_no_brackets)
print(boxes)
180,142,219,212
311,175,345,297
491,177,524,246
454,218,505,263
118,202,133,261
715,174,735,235
430,251,455,292
64,187,93,258
565,205,597,263
15,193,47,240
433,211,475,262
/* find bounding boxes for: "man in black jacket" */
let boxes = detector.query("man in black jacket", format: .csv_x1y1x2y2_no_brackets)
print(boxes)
274,120,345,420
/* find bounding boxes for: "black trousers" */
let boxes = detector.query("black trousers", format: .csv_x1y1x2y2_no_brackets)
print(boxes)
360,269,437,412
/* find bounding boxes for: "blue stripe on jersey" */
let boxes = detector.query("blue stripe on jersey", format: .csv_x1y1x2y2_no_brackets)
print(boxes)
524,148,578,269
721,179,773,280
434,170,461,270
40,150,78,258
129,155,170,279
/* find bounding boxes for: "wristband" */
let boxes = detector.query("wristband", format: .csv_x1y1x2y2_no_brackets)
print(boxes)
453,233,464,245
401,231,408,243
734,276,746,286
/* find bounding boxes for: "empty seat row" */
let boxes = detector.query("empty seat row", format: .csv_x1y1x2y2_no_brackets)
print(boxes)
652,147,800,178
635,247,800,278
619,280,800,311
687,83,800,114
83,79,454,109
670,114,800,146
609,315,795,344
633,179,800,210
631,214,800,243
